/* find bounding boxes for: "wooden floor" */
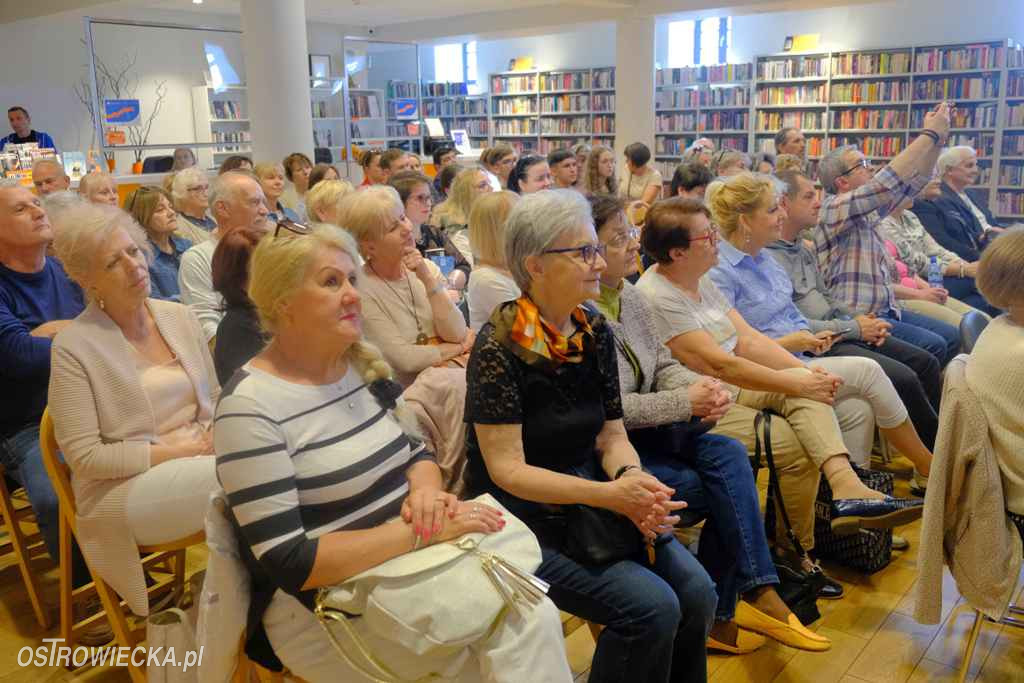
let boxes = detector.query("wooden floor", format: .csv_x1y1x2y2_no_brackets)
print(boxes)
0,459,1020,682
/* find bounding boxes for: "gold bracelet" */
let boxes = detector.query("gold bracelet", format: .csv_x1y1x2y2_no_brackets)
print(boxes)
959,261,965,278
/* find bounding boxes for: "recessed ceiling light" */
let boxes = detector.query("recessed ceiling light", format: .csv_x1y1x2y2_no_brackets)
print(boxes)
193,0,203,4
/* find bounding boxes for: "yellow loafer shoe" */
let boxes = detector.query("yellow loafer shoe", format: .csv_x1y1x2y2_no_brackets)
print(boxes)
707,628,767,655
735,601,831,652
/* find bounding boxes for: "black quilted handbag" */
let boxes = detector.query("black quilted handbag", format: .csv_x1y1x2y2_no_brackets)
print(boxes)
766,462,894,574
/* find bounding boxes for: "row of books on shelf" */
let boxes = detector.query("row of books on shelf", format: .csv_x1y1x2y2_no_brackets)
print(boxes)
996,191,1024,216
913,45,1003,72
593,68,615,89
212,131,251,144
593,94,615,110
541,72,590,91
997,164,1024,185
493,97,536,115
311,101,333,119
493,120,537,135
656,113,697,131
387,122,420,137
1009,74,1024,97
539,138,586,154
387,81,418,98
458,120,490,136
210,101,244,119
491,75,537,94
499,140,536,155
593,115,615,134
831,52,911,76
758,56,828,80
1011,46,1024,68
1002,133,1024,155
951,132,995,155
350,94,382,119
540,94,590,112
656,64,753,85
758,85,827,105
657,89,751,109
910,103,997,128
756,111,825,130
540,117,590,134
829,135,905,157
912,75,1000,100
312,129,336,148
421,82,471,96
423,99,488,116
830,109,908,129
658,112,750,131
830,81,910,103
1008,104,1024,127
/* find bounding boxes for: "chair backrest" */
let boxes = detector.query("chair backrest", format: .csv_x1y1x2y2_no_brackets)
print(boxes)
39,408,78,520
959,310,991,354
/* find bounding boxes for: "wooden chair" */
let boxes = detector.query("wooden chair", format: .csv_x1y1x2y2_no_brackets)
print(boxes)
40,408,204,683
0,463,52,629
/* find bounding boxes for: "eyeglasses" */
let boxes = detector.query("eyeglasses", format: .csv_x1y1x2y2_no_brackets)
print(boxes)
409,193,433,205
608,227,640,247
274,218,312,238
542,243,608,265
689,226,719,244
838,158,871,178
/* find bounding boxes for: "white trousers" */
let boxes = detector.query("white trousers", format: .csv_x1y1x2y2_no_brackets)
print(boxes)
264,589,573,683
123,456,218,545
806,355,909,467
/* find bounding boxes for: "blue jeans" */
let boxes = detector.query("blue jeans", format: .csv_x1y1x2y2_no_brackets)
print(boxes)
883,309,959,367
0,424,90,586
943,276,1001,317
639,433,779,622
538,537,716,683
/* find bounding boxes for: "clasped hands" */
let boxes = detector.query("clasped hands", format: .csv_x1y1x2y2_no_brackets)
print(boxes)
606,470,686,541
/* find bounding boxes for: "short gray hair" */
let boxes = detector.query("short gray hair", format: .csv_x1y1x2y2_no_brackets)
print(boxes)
50,202,153,292
818,145,857,194
208,170,250,214
32,158,65,176
171,166,208,206
0,178,21,191
504,189,593,291
937,145,977,176
41,190,83,224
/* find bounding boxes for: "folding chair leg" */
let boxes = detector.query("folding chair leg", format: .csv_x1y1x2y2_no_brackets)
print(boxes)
957,610,984,683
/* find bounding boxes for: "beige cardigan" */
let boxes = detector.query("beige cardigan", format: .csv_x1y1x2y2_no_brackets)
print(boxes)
49,298,220,615
913,355,1023,624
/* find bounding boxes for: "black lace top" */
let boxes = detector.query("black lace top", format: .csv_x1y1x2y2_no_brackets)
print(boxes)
463,310,624,525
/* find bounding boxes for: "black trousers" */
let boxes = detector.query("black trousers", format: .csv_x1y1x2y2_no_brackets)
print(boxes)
825,337,940,451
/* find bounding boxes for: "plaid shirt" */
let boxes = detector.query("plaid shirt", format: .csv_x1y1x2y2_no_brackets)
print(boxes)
814,165,929,315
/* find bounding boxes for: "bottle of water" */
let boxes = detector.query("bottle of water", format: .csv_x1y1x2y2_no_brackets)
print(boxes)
928,256,944,289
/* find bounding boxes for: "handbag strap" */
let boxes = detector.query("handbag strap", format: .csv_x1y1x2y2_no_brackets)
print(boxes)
754,409,810,560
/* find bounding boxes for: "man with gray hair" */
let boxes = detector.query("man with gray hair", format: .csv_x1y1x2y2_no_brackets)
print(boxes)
813,102,959,368
911,145,1006,263
171,165,216,245
31,158,70,196
178,170,269,341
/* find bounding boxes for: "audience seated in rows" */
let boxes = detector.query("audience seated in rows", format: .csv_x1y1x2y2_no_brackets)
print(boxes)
429,166,494,265
966,228,1024,536
705,173,936,478
280,151,312,221
254,162,299,223
508,155,553,195
178,171,269,342
463,189,715,683
172,148,196,172
213,224,572,682
304,177,354,225
670,161,713,201
48,199,219,618
125,185,191,302
683,139,714,167
217,154,252,175
380,148,415,180
306,162,340,192
31,158,70,196
430,145,458,201
588,193,831,654
582,144,617,196
211,228,265,385
390,170,470,292
78,171,118,207
466,191,520,331
710,150,751,178
480,143,517,190
912,145,1006,264
753,151,776,175
881,175,998,316
775,128,806,158
358,148,387,186
634,197,924,544
171,166,216,245
547,148,580,190
340,186,473,386
620,142,662,204
814,106,960,367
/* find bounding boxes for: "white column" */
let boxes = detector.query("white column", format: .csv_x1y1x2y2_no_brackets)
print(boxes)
240,0,314,163
614,16,656,158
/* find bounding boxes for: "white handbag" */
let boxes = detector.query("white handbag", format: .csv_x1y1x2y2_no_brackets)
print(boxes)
147,608,198,683
314,493,549,682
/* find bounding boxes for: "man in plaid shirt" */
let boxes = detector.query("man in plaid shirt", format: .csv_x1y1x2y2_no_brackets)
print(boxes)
814,103,959,368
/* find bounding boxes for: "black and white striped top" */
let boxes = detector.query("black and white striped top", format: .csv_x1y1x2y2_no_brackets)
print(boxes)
213,363,433,597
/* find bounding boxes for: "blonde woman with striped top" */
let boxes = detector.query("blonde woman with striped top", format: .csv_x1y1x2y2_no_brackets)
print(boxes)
213,223,570,682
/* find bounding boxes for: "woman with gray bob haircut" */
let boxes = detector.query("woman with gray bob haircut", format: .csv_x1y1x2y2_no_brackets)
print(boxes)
466,188,717,683
47,200,219,617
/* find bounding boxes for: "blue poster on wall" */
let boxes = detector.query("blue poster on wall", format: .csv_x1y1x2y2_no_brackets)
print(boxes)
104,99,141,126
392,98,418,120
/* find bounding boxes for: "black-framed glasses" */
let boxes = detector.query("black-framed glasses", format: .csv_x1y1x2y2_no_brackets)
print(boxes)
274,218,312,238
542,243,608,265
838,158,871,178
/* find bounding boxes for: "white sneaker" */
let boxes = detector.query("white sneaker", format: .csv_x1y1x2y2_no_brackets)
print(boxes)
910,470,928,497
892,534,909,551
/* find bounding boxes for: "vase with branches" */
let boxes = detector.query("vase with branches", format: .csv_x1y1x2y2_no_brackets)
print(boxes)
74,44,169,167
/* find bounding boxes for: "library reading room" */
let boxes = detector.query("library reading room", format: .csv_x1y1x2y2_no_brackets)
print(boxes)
0,1,1022,682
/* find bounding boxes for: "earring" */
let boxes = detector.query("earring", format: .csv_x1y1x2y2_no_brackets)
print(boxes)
97,297,105,310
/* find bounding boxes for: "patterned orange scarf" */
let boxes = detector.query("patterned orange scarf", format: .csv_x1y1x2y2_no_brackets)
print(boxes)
491,296,595,369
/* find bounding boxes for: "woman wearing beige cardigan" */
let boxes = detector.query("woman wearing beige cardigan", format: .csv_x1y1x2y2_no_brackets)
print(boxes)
48,200,219,616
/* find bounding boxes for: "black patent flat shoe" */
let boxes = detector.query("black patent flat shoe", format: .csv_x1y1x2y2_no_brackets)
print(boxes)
830,496,923,536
